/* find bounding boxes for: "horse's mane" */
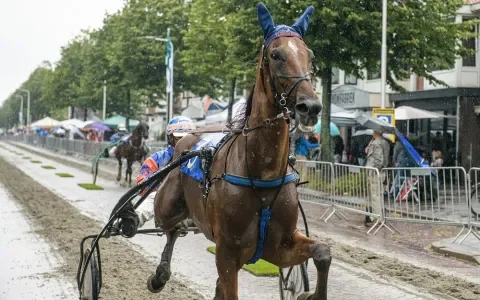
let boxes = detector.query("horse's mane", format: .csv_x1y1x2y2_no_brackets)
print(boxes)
227,88,254,130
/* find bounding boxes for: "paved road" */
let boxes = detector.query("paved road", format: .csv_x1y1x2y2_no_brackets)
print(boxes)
0,185,76,300
0,142,445,300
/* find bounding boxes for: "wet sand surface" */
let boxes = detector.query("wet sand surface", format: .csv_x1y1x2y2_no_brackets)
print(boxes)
0,147,203,300
0,185,76,300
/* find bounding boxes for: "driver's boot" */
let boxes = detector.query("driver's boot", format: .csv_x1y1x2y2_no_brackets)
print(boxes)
118,203,140,238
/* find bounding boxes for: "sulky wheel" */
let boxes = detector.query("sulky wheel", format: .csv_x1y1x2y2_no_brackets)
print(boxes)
80,249,100,300
279,263,309,300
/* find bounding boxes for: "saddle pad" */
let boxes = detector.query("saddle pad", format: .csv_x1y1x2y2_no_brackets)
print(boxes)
180,133,226,182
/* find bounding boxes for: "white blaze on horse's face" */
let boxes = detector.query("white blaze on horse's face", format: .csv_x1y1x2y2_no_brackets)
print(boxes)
287,40,299,55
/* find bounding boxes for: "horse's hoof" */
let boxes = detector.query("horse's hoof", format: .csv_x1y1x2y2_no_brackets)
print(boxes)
146,274,166,293
297,292,314,300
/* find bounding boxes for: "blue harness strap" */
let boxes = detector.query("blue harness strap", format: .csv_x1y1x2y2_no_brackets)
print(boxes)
247,207,271,264
222,172,299,265
223,172,299,188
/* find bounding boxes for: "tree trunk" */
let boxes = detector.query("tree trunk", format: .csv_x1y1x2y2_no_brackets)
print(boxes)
83,107,88,121
126,89,131,130
227,77,237,123
320,66,333,163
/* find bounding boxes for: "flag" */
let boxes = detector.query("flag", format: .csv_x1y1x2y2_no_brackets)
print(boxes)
165,31,173,93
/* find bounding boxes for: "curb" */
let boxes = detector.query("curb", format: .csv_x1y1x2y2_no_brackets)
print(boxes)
431,241,480,265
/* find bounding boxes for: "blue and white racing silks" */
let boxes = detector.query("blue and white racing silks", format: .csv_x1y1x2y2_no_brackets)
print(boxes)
180,133,226,182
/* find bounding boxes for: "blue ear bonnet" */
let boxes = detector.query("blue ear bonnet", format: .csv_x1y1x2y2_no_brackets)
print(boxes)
257,2,314,49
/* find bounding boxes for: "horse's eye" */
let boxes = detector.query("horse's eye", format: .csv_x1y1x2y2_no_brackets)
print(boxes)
271,52,280,61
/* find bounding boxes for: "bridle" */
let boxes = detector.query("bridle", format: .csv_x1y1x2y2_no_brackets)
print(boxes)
260,41,315,113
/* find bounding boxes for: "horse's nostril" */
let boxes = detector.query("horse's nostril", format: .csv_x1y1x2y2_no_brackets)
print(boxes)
295,103,309,115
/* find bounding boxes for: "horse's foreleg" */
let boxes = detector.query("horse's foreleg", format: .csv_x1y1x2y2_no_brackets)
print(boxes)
147,229,181,293
215,240,241,300
154,168,188,230
126,160,133,187
116,156,122,182
213,277,223,300
124,160,128,184
268,231,331,300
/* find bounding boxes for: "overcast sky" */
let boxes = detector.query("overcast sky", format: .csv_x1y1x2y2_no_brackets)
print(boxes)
0,0,125,103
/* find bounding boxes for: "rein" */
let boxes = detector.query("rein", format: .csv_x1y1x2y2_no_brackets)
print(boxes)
189,107,291,136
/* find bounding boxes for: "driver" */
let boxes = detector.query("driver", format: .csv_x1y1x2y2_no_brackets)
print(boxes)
106,124,129,157
133,116,196,229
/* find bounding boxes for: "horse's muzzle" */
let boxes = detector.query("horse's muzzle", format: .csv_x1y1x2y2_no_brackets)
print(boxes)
295,99,322,131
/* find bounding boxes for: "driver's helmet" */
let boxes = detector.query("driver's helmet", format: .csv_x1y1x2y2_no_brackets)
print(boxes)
166,116,196,138
117,124,127,132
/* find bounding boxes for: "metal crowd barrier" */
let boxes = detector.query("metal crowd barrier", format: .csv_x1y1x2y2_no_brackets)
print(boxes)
463,168,480,242
296,160,334,208
0,135,166,158
383,167,469,227
295,161,397,234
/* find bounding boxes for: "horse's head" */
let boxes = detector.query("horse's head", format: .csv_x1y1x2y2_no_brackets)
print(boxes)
258,3,321,132
137,122,149,140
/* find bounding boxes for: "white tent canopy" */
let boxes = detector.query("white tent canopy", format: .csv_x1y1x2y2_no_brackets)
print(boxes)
31,117,61,128
395,106,444,120
60,118,84,128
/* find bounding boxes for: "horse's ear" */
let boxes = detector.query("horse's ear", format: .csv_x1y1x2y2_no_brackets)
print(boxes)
257,2,275,39
291,6,314,37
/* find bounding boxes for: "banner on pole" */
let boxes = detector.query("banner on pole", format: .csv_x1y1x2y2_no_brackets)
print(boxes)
165,33,173,93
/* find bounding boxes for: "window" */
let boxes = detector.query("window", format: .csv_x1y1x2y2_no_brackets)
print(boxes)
332,68,339,84
462,21,476,67
345,73,357,85
367,68,381,80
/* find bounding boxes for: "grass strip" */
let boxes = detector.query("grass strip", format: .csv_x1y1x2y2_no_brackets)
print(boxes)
41,165,56,169
77,183,104,190
207,246,278,276
56,173,74,178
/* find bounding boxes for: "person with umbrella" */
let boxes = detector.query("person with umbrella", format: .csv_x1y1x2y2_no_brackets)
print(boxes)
364,130,390,226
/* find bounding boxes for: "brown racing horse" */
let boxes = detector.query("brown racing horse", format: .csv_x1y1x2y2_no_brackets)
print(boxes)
115,122,149,186
148,3,330,300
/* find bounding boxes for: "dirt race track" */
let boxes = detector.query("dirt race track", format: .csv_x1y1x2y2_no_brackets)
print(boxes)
3,141,480,300
0,154,203,300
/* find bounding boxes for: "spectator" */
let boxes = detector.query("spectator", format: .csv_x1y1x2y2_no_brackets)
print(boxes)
295,135,319,178
365,130,385,226
431,151,443,167
333,135,344,164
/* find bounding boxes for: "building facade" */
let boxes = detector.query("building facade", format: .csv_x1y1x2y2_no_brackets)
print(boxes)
315,1,480,169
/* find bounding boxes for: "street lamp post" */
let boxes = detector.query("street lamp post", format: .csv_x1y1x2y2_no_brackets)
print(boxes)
15,95,24,128
103,80,107,120
141,29,174,130
19,89,30,126
380,0,387,109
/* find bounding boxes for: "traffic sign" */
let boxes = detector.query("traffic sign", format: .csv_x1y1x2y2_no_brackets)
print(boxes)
372,108,395,142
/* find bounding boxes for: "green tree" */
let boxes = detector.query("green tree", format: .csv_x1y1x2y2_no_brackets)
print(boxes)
182,0,261,121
